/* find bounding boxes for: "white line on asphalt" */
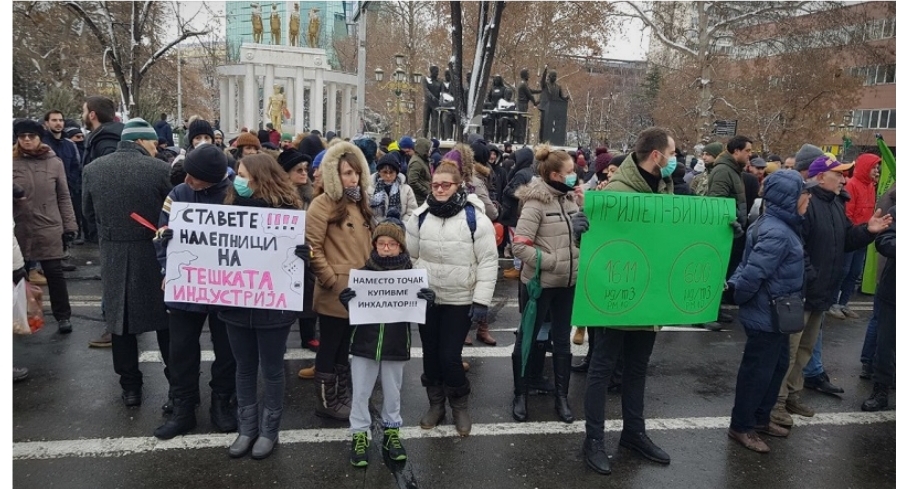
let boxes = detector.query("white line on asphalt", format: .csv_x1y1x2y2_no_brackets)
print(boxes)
13,410,894,460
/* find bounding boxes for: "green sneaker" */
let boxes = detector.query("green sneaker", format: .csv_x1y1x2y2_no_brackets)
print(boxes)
350,432,369,467
382,428,407,461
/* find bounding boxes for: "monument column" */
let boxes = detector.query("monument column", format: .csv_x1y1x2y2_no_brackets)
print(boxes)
294,67,305,133
227,76,237,133
326,82,338,133
340,85,353,138
264,64,276,128
311,68,325,132
243,69,258,131
218,77,228,133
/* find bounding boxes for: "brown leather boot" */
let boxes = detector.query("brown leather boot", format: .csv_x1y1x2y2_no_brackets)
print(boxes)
476,321,496,346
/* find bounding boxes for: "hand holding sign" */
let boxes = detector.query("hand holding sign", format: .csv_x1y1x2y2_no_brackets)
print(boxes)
347,269,429,325
339,288,356,310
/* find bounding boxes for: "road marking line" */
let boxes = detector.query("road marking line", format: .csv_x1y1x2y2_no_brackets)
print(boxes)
13,410,894,460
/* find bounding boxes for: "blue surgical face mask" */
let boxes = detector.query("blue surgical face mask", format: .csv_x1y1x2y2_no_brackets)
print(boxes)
661,155,677,178
233,175,254,197
564,173,578,188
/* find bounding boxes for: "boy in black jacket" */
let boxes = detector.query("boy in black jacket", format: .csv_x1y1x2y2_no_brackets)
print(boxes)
339,210,435,468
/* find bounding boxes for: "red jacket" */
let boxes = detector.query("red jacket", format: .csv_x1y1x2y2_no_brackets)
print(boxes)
268,130,281,146
844,153,881,225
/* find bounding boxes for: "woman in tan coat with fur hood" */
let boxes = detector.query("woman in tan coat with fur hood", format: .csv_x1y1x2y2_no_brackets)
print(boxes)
305,141,375,420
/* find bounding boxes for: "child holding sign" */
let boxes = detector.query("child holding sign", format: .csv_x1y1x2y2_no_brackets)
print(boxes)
338,211,435,467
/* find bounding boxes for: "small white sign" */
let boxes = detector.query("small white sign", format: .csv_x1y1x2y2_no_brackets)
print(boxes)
348,269,429,325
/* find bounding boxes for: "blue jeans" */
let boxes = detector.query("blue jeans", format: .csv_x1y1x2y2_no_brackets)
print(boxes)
730,328,789,432
860,298,880,365
803,328,824,378
834,249,866,306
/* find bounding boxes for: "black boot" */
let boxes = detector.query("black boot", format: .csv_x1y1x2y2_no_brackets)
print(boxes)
153,397,197,440
862,383,890,411
583,437,611,475
511,354,528,422
252,406,282,459
314,370,350,420
527,340,554,395
210,392,238,432
334,363,353,412
446,382,472,437
553,353,574,423
229,403,259,458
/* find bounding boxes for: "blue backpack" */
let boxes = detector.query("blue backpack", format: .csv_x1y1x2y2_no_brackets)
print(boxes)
418,204,477,242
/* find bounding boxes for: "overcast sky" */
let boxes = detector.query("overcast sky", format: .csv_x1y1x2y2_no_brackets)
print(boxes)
171,1,649,61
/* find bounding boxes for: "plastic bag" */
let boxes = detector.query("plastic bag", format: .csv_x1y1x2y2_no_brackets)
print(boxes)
26,282,44,333
13,279,29,335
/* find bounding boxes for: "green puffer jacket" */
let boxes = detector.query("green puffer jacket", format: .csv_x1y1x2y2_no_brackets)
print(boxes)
707,152,747,229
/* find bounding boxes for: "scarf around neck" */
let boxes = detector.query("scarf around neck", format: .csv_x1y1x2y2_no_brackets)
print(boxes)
366,249,413,271
426,189,468,218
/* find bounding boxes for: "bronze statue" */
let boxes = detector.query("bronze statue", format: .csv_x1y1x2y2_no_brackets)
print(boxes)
289,3,300,47
251,3,263,44
539,66,569,145
267,85,287,132
439,69,457,140
483,75,514,142
515,69,541,143
307,8,320,48
270,4,281,45
422,65,442,139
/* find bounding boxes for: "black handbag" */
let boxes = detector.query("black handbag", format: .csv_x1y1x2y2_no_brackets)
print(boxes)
768,291,805,334
751,217,805,334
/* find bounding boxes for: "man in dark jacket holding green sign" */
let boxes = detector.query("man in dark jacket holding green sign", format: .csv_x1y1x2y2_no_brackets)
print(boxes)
582,127,674,476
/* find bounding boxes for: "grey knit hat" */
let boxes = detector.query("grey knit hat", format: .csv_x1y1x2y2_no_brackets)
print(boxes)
794,144,824,173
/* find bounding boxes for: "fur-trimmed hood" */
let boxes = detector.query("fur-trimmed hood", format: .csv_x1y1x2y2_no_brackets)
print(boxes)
514,177,569,204
474,162,492,179
319,141,371,201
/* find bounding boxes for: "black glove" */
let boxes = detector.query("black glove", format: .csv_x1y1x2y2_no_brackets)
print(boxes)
417,288,436,307
154,227,174,244
63,232,76,245
13,267,27,285
571,211,589,245
294,244,311,265
13,183,25,199
338,287,356,310
730,220,745,240
469,303,489,323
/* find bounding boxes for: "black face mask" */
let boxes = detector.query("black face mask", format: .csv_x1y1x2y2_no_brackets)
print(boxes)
546,179,573,194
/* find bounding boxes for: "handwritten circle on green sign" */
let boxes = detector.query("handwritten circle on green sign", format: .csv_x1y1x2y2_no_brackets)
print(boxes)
667,243,725,314
582,239,650,316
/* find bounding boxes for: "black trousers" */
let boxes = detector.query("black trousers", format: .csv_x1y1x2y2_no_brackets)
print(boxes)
584,328,657,440
39,259,71,322
167,309,235,402
874,298,896,386
315,314,351,374
420,304,470,388
730,328,789,432
299,316,317,344
513,286,575,359
111,320,170,391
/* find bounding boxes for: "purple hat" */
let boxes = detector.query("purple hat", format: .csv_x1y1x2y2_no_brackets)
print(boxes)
807,155,854,178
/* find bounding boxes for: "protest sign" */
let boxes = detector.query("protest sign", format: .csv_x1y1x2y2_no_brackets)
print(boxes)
348,269,429,325
163,202,306,311
572,192,735,327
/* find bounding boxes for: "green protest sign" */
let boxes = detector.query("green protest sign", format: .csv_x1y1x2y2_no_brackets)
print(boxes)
572,192,735,327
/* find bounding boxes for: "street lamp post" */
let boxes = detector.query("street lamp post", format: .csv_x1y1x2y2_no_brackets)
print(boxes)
374,54,421,137
829,111,859,162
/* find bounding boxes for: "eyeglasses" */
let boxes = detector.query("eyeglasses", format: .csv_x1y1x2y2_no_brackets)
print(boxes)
430,182,457,191
17,133,39,140
376,241,399,250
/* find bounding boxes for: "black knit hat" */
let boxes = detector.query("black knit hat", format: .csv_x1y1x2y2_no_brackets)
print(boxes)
183,144,228,184
376,152,401,173
278,148,311,173
187,119,215,147
470,141,490,165
14,119,44,139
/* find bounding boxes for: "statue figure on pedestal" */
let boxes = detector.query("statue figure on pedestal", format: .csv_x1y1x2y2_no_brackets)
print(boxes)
270,4,281,45
515,69,541,144
539,66,569,145
483,75,513,143
267,85,287,132
440,69,457,140
307,8,320,48
289,3,300,47
422,65,442,139
251,3,264,44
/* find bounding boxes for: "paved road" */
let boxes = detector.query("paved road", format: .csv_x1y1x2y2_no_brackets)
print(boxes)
13,244,896,488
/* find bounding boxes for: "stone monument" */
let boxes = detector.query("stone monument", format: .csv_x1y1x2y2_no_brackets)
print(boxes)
539,66,569,146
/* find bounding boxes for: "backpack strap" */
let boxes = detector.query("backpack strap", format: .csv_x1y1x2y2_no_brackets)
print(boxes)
418,211,428,230
417,205,477,242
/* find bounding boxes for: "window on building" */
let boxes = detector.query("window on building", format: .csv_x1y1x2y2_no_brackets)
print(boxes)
880,110,890,128
890,110,896,129
866,66,878,85
886,64,895,84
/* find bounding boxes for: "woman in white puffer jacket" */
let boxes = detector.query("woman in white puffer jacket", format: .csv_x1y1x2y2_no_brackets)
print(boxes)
406,161,498,438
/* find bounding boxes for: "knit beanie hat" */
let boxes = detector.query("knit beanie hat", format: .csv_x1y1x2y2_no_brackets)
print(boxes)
794,143,825,173
398,136,415,150
121,118,158,142
183,144,228,184
354,137,378,167
311,149,327,170
214,130,224,138
470,141,490,165
372,209,407,252
595,147,613,174
235,132,261,149
376,152,401,173
281,132,293,142
187,119,215,146
13,119,44,139
702,142,724,157
278,148,311,173
443,149,463,167
64,127,83,139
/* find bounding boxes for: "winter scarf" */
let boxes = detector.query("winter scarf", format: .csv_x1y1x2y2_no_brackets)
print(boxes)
17,144,51,158
426,189,468,218
370,176,402,216
365,249,413,271
344,186,362,202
